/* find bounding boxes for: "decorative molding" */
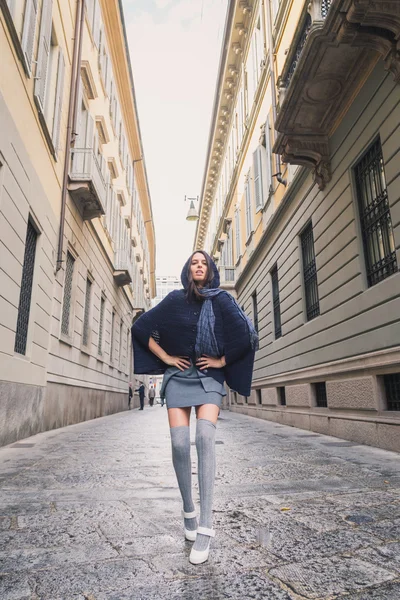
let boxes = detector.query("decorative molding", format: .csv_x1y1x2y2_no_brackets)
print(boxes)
81,61,98,100
95,116,110,144
107,157,119,180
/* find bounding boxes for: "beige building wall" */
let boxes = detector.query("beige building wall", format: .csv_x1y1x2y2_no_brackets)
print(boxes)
195,0,400,452
0,0,155,445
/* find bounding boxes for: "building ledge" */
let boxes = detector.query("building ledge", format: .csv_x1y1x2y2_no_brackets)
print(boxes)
273,0,400,190
113,269,132,287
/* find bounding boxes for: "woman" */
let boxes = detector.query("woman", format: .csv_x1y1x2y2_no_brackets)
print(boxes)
132,251,258,564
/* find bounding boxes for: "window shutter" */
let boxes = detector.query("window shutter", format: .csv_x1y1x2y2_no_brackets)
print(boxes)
253,146,263,211
83,113,95,173
52,48,65,155
34,0,53,113
235,210,241,261
86,113,95,149
245,179,253,238
92,0,101,48
21,0,38,76
265,117,272,194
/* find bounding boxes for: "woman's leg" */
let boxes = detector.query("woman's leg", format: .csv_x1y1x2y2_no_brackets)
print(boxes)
191,404,219,557
168,407,197,534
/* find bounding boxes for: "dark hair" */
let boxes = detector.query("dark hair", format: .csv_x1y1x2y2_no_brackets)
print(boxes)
185,250,214,301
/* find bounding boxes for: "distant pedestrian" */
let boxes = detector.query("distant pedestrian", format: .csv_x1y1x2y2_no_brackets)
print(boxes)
128,382,133,410
148,386,156,407
135,382,145,410
132,251,257,564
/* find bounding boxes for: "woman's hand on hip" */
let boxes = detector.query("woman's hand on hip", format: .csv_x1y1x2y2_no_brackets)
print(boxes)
164,355,191,371
196,354,226,370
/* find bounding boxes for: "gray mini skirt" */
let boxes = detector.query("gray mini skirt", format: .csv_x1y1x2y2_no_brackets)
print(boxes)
160,365,226,409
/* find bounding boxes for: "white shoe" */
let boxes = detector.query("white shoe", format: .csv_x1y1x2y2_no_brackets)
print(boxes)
189,527,215,564
182,510,197,542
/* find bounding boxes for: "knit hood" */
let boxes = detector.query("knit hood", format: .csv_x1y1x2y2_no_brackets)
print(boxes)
180,251,220,290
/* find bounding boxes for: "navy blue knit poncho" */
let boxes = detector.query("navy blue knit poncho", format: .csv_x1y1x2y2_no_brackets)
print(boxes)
131,254,256,397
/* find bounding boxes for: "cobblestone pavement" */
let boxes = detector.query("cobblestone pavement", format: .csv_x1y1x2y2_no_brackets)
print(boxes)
0,407,400,600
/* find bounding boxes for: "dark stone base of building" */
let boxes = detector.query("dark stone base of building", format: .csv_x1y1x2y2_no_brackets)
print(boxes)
0,381,130,447
230,404,400,454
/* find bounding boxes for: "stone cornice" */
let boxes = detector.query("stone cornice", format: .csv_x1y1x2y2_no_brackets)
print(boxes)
195,0,258,250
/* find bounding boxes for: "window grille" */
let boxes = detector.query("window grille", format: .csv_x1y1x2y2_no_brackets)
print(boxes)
278,386,286,406
315,382,328,407
384,374,400,411
14,221,38,355
252,291,258,333
119,319,123,368
354,138,397,287
301,222,320,321
98,296,105,354
256,389,262,405
110,311,115,360
271,265,282,339
82,278,92,346
61,252,75,336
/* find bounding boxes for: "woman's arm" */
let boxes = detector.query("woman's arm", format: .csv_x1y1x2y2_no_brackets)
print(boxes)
148,336,191,372
196,354,226,369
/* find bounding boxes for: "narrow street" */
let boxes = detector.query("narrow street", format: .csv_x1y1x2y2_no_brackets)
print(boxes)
0,407,399,599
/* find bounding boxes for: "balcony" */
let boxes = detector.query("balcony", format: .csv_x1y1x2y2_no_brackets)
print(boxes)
69,148,107,220
274,0,400,190
113,249,132,287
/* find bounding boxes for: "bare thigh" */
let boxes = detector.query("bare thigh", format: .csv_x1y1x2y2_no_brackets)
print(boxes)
168,407,191,428
195,404,220,424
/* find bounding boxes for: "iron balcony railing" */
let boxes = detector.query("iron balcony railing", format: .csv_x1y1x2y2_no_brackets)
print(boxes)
70,148,107,211
284,0,332,88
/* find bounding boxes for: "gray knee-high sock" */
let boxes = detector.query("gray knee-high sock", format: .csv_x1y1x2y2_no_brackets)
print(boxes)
170,426,197,532
193,418,216,552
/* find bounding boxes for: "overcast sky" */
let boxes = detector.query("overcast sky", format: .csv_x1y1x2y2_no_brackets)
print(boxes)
123,0,229,277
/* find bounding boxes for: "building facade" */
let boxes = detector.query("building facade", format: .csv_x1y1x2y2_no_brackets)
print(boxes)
195,0,400,452
0,0,155,445
153,275,181,306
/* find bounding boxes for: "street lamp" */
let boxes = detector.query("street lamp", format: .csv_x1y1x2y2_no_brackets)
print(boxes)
184,195,199,222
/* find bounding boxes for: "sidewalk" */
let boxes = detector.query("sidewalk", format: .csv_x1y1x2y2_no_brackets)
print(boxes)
0,406,399,599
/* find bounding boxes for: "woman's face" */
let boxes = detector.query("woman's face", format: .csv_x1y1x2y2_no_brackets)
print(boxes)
190,252,208,287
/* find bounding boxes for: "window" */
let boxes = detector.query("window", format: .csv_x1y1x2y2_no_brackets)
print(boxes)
271,264,282,339
61,251,75,336
278,386,286,406
82,277,92,347
98,295,105,354
245,174,253,239
14,220,38,355
252,291,258,333
262,117,273,196
383,374,400,411
127,327,131,374
314,382,328,407
33,0,65,157
301,221,320,321
110,310,115,360
256,389,262,405
354,138,397,287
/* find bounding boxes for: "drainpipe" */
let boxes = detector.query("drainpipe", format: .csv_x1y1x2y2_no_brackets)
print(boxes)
264,0,287,186
56,0,86,272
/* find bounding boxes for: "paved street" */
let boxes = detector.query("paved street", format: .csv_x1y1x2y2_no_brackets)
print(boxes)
0,407,400,600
